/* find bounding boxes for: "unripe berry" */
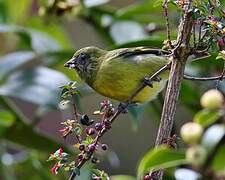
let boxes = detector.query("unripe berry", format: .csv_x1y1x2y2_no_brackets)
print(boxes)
180,122,203,144
186,146,207,167
200,89,224,110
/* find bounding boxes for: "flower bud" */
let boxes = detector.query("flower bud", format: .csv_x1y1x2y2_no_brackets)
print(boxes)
200,89,224,110
186,146,207,167
180,122,203,145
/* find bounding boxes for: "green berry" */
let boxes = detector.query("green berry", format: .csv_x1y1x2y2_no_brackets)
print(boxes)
200,89,224,110
180,122,203,145
186,146,207,167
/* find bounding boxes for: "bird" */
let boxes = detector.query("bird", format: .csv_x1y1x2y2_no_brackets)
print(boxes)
64,46,170,103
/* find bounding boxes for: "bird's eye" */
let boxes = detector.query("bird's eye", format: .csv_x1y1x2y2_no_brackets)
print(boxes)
78,53,88,65
80,53,86,59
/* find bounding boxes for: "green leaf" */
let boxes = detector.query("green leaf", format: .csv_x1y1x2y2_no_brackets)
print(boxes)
114,38,164,49
211,145,225,171
111,175,136,180
26,18,72,49
137,146,186,178
2,123,70,153
0,1,7,23
116,1,157,19
109,21,148,45
0,110,15,134
0,67,69,108
0,24,61,53
202,124,225,151
194,109,224,128
0,51,36,80
4,0,32,23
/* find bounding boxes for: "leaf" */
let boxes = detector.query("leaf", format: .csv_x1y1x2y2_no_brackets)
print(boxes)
0,1,7,23
174,168,201,180
194,109,224,128
0,110,15,134
109,21,148,45
202,124,225,151
0,67,69,108
0,51,36,80
114,38,164,49
211,145,225,171
116,1,157,19
84,0,110,7
0,24,61,53
26,17,72,49
110,175,136,180
4,0,32,23
1,123,70,153
137,146,187,178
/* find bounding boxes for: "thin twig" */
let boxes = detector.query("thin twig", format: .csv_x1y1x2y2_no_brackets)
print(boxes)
216,62,225,89
163,0,173,49
184,74,225,81
71,95,81,144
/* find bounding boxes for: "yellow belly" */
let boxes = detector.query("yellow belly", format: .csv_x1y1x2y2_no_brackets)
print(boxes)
92,79,167,103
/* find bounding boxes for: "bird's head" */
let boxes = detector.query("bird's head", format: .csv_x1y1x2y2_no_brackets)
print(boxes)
64,46,106,79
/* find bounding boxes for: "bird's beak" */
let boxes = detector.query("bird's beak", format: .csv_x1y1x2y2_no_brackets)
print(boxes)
64,57,76,68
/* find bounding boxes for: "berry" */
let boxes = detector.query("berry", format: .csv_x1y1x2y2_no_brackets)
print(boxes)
180,122,203,145
88,144,96,152
186,146,207,167
101,144,108,151
200,89,224,110
79,144,85,151
86,128,95,135
144,175,150,180
80,114,90,126
95,123,103,131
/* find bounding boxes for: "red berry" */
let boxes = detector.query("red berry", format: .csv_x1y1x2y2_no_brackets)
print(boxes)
86,128,95,135
95,123,103,131
144,175,151,180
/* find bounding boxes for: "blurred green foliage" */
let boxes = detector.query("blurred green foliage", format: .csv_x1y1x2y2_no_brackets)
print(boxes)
0,0,224,179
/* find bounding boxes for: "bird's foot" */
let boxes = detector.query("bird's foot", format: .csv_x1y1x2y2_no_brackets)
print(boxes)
118,103,129,113
143,76,161,88
118,103,138,114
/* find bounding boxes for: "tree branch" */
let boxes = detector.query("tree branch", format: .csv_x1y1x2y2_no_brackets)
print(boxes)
150,1,194,179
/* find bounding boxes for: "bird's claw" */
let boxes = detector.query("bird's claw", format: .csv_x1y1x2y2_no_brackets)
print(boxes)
118,103,129,114
143,76,161,88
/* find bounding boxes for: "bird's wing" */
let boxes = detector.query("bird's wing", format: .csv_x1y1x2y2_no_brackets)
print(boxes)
105,47,170,61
